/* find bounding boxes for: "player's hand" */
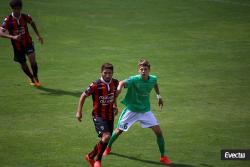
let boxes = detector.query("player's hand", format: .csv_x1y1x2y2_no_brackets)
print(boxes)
158,98,163,110
115,89,121,97
113,104,118,116
37,36,44,44
76,111,82,122
12,34,21,40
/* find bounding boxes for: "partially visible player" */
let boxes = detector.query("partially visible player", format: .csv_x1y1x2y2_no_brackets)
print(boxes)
1,0,43,86
103,59,172,165
76,63,119,167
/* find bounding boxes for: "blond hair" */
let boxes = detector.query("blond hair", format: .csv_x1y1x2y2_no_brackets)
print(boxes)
138,59,150,69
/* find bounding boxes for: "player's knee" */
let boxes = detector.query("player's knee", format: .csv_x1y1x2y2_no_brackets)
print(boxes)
115,128,123,136
152,126,163,137
102,133,111,143
102,137,110,143
28,53,36,64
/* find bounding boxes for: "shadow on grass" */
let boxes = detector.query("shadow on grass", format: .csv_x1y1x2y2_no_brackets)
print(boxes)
200,164,214,167
36,86,82,97
109,152,196,167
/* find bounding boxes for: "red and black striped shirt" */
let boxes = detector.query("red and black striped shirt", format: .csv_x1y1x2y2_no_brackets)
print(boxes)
1,13,33,50
84,78,119,121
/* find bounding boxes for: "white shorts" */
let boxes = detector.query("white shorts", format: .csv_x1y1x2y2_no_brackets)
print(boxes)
117,108,159,131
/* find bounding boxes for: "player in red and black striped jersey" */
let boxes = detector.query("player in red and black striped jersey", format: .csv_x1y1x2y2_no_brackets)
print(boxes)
76,63,119,167
85,78,119,121
0,0,43,87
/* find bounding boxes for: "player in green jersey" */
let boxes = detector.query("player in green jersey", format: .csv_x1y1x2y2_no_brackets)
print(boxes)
103,59,172,165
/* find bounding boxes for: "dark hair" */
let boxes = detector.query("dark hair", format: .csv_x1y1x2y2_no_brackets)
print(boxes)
9,0,22,8
138,59,150,69
101,63,113,72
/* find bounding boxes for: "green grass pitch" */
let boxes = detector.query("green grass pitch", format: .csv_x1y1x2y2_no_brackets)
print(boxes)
0,0,250,167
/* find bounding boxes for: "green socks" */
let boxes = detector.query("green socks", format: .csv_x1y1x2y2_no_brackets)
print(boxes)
107,131,118,148
108,131,166,156
157,136,165,156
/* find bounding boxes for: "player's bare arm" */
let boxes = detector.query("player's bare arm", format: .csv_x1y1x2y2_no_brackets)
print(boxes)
154,83,163,109
113,103,118,116
116,80,126,97
76,93,87,122
0,27,20,40
30,21,43,44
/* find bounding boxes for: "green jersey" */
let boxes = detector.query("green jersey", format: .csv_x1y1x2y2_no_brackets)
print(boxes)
121,75,157,112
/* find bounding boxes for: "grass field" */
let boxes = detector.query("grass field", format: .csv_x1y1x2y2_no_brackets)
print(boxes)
0,0,250,167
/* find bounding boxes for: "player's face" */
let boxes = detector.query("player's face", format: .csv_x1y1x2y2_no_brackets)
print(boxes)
139,66,150,80
102,69,113,82
12,6,21,17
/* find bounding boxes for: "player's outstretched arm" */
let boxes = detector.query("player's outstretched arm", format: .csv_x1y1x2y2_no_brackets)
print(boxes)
113,103,118,116
0,27,20,40
116,80,126,97
154,83,163,110
76,93,87,122
30,21,43,44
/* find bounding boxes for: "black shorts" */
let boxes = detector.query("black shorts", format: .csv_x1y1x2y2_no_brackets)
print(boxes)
13,43,35,64
93,117,114,137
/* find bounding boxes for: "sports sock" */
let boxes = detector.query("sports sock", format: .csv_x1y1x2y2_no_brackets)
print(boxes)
95,140,107,161
107,131,118,148
31,63,38,78
157,136,165,156
21,63,34,80
88,143,99,159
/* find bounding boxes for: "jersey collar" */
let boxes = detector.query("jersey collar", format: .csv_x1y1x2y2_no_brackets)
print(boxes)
11,12,21,25
100,77,112,91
